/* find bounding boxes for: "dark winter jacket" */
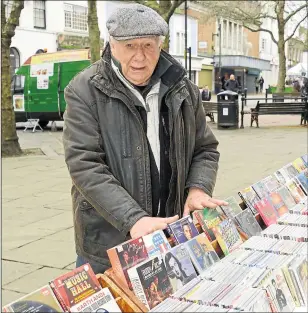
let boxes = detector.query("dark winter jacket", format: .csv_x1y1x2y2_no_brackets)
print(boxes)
63,44,220,271
225,79,239,92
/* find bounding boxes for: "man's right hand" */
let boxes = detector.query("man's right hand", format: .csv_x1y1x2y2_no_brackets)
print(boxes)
130,215,179,239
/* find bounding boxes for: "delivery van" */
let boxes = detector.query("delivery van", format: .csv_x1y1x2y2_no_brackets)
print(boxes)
12,49,92,128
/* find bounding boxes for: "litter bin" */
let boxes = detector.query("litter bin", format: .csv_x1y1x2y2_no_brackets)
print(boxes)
217,90,239,129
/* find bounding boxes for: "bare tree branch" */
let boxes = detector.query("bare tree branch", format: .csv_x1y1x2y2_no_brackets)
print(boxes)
165,0,185,23
2,0,24,40
284,13,308,43
243,24,278,45
284,3,307,25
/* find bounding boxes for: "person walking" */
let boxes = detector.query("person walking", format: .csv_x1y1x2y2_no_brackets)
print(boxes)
255,77,259,94
62,3,226,274
259,76,264,93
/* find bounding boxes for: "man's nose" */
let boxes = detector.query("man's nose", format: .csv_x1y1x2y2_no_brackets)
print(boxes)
133,47,146,62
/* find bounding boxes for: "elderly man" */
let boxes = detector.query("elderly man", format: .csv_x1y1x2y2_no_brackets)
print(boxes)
63,4,225,274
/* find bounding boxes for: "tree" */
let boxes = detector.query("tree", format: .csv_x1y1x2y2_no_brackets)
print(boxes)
1,0,24,156
134,0,185,51
198,0,308,92
87,0,101,63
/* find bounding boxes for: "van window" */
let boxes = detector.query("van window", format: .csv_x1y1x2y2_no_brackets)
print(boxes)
11,75,25,93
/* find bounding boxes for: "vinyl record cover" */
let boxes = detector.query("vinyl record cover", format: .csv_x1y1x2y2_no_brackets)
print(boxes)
184,233,220,274
292,157,307,173
3,285,64,313
274,168,290,185
220,196,243,219
133,256,173,310
268,191,289,217
168,216,199,244
254,198,278,226
238,187,260,215
163,244,197,293
283,163,299,179
252,180,270,199
234,209,262,237
285,179,306,204
295,170,308,194
301,154,308,166
49,264,101,311
261,175,281,193
212,219,243,256
143,230,171,257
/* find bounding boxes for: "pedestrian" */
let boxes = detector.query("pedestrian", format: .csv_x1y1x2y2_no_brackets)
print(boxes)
259,76,264,93
63,3,226,274
255,77,259,94
201,85,211,101
293,79,301,93
225,74,239,93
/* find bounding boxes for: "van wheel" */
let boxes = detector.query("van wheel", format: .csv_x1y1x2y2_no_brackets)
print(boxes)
38,120,49,128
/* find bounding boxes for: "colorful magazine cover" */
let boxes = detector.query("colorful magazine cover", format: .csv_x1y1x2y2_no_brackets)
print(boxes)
220,196,243,219
2,285,64,313
168,216,199,244
285,179,306,204
212,219,243,256
234,208,263,237
292,157,307,173
252,180,270,199
268,191,289,217
143,230,171,257
238,187,260,215
261,175,281,192
295,170,308,194
129,256,173,310
49,264,101,311
275,186,296,210
295,258,308,301
254,198,278,226
163,244,198,293
283,163,299,179
184,233,220,274
301,154,308,166
274,168,290,185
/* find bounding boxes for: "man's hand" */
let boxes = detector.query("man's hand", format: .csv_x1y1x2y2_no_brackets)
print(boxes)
183,187,228,216
130,215,179,239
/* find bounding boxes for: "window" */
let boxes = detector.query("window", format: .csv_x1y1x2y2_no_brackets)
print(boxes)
33,0,46,28
10,47,20,78
238,25,242,53
64,3,88,31
261,38,266,51
228,21,232,49
175,31,185,55
222,20,227,48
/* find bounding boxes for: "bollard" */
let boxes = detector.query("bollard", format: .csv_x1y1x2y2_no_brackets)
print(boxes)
265,88,268,103
240,93,245,129
51,121,57,132
244,88,247,106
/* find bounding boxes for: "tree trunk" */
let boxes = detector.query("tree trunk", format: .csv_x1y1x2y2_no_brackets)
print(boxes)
88,0,101,64
276,1,286,93
1,0,24,157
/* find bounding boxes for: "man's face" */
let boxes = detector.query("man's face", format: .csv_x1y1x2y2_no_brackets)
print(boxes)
183,225,192,240
169,257,182,279
110,37,162,86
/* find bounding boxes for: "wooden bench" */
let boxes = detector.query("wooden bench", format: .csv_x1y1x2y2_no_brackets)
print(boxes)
203,101,218,122
272,92,301,102
250,101,308,127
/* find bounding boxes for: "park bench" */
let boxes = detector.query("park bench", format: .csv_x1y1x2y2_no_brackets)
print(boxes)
272,92,301,102
250,100,308,127
202,101,218,122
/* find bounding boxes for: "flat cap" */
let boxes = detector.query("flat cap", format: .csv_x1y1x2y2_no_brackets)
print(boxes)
106,4,169,41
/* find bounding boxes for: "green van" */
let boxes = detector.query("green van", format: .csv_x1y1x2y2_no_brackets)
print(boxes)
12,49,91,128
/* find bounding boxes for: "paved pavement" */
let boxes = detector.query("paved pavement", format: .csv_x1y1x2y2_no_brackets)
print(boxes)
2,111,307,306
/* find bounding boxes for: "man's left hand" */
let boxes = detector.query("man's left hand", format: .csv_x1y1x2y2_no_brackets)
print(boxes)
183,187,228,216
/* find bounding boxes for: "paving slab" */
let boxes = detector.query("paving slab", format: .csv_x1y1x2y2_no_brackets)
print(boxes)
3,267,69,295
1,289,27,307
2,261,42,286
47,227,75,243
3,238,76,268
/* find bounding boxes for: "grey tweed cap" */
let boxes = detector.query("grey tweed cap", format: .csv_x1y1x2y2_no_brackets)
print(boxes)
106,4,169,41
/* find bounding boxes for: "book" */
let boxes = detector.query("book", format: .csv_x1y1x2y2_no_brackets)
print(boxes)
193,208,222,242
283,163,299,179
301,154,308,166
212,219,243,256
238,187,260,215
163,244,198,293
127,256,173,310
268,191,289,217
220,196,242,219
2,285,64,312
70,287,122,312
167,215,199,244
143,230,171,257
184,233,220,274
276,186,297,210
49,264,101,311
254,198,277,226
292,157,307,173
274,168,290,185
234,209,262,237
285,179,306,204
295,170,308,194
107,237,148,290
261,175,281,193
290,257,308,306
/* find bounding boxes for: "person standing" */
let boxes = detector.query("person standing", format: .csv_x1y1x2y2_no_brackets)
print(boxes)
255,77,259,94
63,3,226,274
225,74,239,93
201,85,211,101
259,76,264,93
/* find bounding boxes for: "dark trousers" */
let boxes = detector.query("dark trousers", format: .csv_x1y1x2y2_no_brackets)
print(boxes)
76,255,108,274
